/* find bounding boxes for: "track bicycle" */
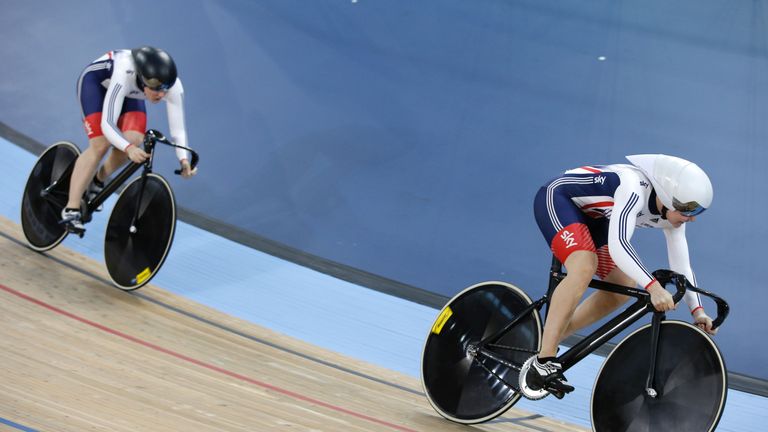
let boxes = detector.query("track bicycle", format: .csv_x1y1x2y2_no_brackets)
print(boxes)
20,129,199,291
421,257,730,431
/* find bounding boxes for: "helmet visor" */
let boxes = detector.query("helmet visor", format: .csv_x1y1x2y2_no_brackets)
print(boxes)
141,76,171,91
673,198,706,216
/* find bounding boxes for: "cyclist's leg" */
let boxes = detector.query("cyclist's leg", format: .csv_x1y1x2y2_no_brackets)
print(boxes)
541,250,597,357
532,182,598,359
65,65,111,220
524,250,594,397
563,264,634,338
97,148,124,183
561,220,634,338
98,130,142,179
528,181,600,396
65,135,110,210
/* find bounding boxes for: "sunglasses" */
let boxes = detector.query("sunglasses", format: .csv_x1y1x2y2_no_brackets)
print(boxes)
672,198,706,217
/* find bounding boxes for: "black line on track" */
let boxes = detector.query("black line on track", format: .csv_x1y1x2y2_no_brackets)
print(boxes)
2,231,572,430
0,230,626,432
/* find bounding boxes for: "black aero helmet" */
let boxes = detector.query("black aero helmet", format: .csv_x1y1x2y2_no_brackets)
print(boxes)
131,46,177,91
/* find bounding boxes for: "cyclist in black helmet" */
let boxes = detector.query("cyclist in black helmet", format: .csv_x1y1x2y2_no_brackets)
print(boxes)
62,46,196,234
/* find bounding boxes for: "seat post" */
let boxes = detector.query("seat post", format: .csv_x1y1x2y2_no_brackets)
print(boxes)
550,255,562,273
545,255,563,320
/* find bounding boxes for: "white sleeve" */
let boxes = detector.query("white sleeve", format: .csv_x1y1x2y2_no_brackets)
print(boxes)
663,225,704,313
100,59,133,152
165,79,190,162
607,176,655,289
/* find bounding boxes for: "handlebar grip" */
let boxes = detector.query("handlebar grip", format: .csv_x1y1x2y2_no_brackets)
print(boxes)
652,269,731,330
711,297,730,329
672,277,687,304
651,269,687,304
174,149,199,175
144,129,167,143
144,130,199,175
189,150,199,169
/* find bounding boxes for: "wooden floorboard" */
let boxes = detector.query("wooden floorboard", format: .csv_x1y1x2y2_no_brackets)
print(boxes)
0,216,586,432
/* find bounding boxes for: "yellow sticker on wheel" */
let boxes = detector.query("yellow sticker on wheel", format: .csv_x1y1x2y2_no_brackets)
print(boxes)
431,306,453,335
136,267,152,285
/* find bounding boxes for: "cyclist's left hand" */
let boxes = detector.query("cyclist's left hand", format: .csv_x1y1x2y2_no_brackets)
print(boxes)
693,309,717,335
180,159,197,179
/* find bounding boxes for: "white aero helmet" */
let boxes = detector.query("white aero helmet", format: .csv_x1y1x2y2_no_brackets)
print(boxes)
626,154,713,216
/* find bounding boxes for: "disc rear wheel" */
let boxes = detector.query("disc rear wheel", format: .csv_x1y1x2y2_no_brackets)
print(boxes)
421,281,542,424
20,142,80,251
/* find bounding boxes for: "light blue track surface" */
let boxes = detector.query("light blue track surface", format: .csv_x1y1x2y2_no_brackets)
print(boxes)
1,138,764,430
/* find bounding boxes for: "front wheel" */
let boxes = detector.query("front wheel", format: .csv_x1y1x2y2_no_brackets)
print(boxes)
591,320,727,432
20,141,80,251
104,173,176,290
421,281,542,424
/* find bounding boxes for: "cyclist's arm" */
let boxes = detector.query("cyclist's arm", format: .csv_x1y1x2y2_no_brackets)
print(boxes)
165,79,191,162
607,176,656,289
100,57,134,152
663,225,704,314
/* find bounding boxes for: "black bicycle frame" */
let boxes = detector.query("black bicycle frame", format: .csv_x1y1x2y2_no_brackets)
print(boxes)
89,141,153,207
477,256,729,385
77,136,154,225
551,257,670,372
80,129,199,223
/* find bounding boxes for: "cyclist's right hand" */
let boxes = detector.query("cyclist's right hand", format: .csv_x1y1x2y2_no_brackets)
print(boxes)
126,145,149,164
693,309,718,335
647,281,675,312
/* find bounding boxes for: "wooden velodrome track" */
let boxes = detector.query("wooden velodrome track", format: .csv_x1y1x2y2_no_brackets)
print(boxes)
0,216,586,432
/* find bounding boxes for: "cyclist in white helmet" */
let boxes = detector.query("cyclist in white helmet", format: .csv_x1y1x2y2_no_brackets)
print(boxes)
524,154,715,398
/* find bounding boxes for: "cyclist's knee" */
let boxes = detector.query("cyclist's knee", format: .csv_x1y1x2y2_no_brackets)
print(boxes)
604,267,635,287
601,291,630,310
87,136,111,157
106,147,128,164
88,136,111,160
123,130,144,148
564,251,598,283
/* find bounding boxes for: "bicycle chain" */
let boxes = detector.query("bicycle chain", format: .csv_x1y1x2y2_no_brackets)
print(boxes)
486,343,539,355
474,355,522,393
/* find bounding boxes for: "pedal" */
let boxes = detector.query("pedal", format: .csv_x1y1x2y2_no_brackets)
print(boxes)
66,225,86,237
549,389,565,400
60,220,86,237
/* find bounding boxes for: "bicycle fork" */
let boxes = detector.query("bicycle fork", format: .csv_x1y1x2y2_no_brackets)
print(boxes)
127,139,157,234
645,311,665,398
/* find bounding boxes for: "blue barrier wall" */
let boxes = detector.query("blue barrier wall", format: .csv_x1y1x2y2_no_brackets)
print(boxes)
2,1,766,379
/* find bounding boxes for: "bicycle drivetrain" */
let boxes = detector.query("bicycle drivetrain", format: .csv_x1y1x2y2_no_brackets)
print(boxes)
518,355,565,400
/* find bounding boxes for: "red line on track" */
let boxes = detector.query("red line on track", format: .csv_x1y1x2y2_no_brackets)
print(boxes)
0,283,418,432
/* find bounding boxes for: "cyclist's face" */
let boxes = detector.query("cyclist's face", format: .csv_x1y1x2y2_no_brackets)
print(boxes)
655,196,696,227
666,209,695,227
143,87,167,103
